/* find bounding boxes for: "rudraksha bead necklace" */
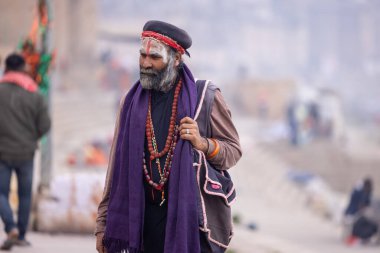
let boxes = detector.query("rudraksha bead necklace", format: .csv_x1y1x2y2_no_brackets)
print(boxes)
145,78,182,160
143,79,182,206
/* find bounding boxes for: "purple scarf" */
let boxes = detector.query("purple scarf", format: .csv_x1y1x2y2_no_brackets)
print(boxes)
104,64,200,253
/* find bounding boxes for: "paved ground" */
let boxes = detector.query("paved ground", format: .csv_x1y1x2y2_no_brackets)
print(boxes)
227,119,380,253
261,139,380,197
0,232,94,253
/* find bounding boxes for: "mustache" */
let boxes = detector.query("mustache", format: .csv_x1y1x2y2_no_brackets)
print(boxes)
140,68,159,76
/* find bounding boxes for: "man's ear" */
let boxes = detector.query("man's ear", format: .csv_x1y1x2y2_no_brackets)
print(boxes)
174,52,181,67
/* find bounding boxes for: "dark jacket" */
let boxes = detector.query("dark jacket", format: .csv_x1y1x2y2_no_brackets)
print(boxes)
345,186,371,216
0,82,51,160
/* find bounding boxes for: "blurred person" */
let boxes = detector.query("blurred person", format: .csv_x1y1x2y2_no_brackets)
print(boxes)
345,178,373,217
286,99,299,146
307,102,320,138
95,21,241,253
0,53,51,250
343,178,378,245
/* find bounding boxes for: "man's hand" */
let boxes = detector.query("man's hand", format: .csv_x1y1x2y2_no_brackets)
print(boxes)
179,117,208,153
96,232,107,253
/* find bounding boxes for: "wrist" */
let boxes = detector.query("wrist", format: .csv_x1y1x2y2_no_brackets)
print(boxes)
201,137,209,154
206,138,220,159
197,137,208,153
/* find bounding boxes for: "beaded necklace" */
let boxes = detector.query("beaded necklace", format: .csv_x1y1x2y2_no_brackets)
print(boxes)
143,79,182,206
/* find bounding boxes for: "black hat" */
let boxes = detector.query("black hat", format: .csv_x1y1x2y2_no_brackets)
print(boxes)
5,53,25,72
142,20,192,56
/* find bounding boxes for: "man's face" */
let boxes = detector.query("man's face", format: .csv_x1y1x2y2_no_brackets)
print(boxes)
139,38,178,92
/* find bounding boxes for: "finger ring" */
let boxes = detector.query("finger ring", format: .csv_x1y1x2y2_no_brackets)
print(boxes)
186,129,190,135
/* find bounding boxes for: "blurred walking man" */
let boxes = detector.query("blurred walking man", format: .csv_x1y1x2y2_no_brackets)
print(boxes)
0,53,51,250
95,21,241,253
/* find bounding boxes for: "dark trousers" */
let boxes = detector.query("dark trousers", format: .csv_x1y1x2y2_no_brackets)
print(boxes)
143,201,167,253
0,159,34,240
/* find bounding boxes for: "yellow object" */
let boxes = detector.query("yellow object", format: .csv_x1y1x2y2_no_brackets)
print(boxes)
10,174,19,210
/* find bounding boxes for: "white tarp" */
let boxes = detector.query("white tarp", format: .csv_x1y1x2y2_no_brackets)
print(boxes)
35,172,106,233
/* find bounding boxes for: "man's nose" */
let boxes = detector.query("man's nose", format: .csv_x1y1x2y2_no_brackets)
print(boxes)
141,57,153,68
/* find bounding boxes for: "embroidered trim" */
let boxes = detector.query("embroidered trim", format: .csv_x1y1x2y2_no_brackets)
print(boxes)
225,185,236,199
200,151,235,207
142,31,185,55
194,149,235,249
195,151,208,231
194,80,210,121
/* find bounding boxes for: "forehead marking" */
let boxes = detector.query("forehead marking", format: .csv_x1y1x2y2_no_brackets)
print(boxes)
146,39,152,55
141,38,169,63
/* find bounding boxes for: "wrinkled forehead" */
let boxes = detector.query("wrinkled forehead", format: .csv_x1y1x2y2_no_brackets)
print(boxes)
140,38,168,56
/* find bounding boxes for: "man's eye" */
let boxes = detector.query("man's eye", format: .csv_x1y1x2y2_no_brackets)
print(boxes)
151,55,161,59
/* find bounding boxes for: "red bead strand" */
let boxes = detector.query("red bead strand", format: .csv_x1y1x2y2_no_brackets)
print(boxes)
143,78,182,197
146,79,182,159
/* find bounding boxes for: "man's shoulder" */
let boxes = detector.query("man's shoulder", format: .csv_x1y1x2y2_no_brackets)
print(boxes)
195,79,220,92
0,83,44,102
0,81,15,88
0,81,36,91
0,82,23,94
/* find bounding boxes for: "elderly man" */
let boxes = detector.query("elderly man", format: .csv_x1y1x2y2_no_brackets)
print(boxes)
95,20,241,253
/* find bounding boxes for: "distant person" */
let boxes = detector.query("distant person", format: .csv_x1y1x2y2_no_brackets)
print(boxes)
286,100,299,146
308,102,320,137
344,178,378,244
345,178,373,216
95,21,241,253
0,53,51,250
